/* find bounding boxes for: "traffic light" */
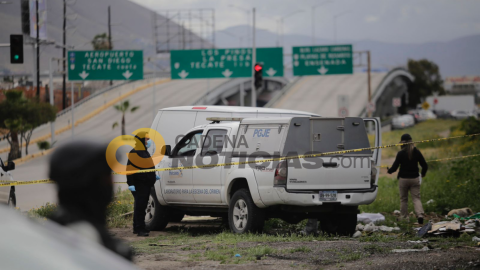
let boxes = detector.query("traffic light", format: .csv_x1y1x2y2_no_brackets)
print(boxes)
21,0,30,35
10,35,24,64
254,63,263,89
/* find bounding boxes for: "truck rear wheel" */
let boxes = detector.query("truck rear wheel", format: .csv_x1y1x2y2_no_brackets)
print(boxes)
228,188,265,234
7,189,16,208
145,188,169,231
320,213,357,236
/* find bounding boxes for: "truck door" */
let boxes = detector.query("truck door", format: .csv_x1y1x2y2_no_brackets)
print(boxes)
285,117,372,191
161,130,203,204
0,158,12,204
192,128,230,204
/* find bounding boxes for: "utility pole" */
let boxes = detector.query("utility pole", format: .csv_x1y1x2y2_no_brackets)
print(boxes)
312,1,332,45
367,50,372,117
36,0,40,97
108,6,113,86
151,11,158,120
71,82,74,138
251,8,256,107
62,0,67,109
311,9,314,45
49,58,55,145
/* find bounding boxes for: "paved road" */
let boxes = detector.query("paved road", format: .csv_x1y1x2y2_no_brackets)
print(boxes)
273,73,386,117
10,78,229,211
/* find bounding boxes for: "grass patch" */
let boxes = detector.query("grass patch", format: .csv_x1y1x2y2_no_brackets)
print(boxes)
27,202,57,219
375,119,460,159
27,188,134,227
338,252,365,262
107,188,134,228
363,244,390,254
287,246,312,253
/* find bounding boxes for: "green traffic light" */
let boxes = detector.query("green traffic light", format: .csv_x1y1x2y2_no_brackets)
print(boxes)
14,55,19,60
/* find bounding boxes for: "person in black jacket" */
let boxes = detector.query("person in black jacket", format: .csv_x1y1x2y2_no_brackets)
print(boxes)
49,140,133,261
387,133,428,224
127,131,158,236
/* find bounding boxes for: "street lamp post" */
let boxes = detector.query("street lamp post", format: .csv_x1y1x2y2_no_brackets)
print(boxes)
311,1,332,45
280,10,304,47
229,4,251,45
334,10,351,44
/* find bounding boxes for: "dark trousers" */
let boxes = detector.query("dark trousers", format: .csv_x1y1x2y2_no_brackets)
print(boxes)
131,185,151,232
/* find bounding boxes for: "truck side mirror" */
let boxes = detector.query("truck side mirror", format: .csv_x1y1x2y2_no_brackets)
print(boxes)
4,161,15,172
162,145,172,157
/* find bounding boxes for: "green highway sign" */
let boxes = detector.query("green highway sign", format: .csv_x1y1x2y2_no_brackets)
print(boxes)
170,47,283,79
292,45,353,76
68,50,144,81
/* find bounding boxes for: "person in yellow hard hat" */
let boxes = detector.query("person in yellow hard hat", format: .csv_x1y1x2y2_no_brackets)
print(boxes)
127,131,158,236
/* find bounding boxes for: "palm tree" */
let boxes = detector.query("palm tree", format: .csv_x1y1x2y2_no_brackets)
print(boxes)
112,100,139,135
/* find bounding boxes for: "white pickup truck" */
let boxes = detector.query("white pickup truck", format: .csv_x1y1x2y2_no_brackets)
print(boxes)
0,158,16,207
145,106,381,235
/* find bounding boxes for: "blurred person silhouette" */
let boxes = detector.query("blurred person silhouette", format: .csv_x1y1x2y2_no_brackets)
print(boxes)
388,133,428,224
48,140,132,261
127,131,158,237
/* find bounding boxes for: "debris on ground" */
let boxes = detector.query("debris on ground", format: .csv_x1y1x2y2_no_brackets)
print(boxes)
448,208,474,217
356,224,364,231
356,222,400,233
416,217,479,237
473,236,480,242
392,246,430,253
393,210,401,216
417,222,432,237
426,199,435,205
407,240,429,244
453,212,480,220
357,213,385,224
352,231,362,238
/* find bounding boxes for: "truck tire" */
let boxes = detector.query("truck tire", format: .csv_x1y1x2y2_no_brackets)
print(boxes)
228,188,265,234
145,188,169,231
320,213,357,236
7,189,16,208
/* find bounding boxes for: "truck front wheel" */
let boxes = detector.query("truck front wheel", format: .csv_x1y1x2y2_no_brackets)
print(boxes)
228,188,265,233
145,188,169,231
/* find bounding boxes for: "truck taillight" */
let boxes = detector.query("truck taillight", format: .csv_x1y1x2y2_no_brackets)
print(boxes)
371,160,377,186
274,160,287,186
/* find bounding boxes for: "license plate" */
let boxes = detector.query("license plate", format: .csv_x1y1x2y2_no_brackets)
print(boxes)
319,191,337,201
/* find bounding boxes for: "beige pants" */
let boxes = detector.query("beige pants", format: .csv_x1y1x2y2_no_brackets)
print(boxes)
399,177,424,219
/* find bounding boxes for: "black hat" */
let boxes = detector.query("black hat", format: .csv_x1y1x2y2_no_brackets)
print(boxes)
401,133,412,142
49,140,111,191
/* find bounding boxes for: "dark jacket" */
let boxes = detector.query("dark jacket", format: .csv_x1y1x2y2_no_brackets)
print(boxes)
126,139,156,187
388,147,428,179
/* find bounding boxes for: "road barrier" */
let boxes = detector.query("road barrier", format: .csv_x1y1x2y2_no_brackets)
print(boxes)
1,133,479,187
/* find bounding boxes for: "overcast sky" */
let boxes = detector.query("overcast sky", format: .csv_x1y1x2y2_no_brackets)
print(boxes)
131,0,480,44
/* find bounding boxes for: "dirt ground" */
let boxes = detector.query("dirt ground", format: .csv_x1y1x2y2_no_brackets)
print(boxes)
111,220,480,270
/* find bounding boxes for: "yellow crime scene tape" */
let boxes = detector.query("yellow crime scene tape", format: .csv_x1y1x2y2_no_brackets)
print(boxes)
377,153,480,168
112,132,480,175
2,132,479,187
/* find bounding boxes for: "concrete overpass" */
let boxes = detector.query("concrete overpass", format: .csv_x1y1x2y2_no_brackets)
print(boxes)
267,68,414,117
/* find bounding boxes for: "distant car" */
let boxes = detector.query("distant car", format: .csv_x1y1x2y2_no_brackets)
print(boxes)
451,110,476,120
0,158,16,207
392,114,415,130
418,110,437,121
433,110,453,119
407,110,421,123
